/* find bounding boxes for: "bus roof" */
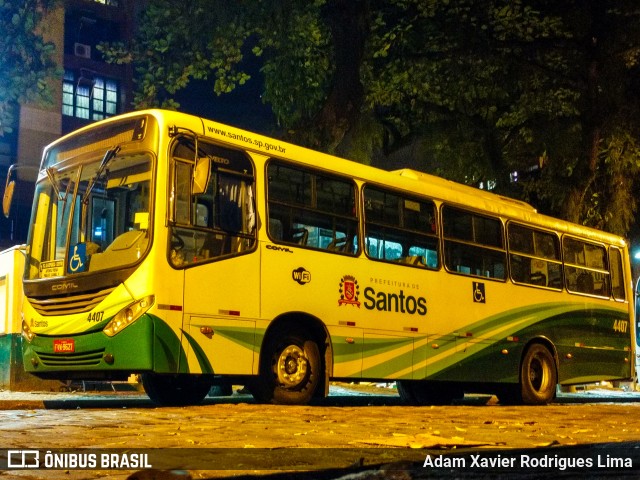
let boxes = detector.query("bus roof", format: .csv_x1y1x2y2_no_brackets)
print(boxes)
194,112,627,248
45,109,627,248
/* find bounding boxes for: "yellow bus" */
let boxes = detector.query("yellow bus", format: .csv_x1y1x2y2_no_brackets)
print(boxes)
5,109,635,405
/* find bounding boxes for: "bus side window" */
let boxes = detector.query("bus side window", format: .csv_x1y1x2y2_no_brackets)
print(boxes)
269,218,283,241
507,223,562,290
169,139,256,267
443,206,505,280
266,161,358,255
217,175,243,232
174,161,191,225
363,185,439,269
195,203,209,227
610,247,626,301
563,237,609,297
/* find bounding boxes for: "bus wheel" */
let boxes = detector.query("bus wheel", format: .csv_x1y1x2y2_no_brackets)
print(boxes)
520,343,557,405
397,380,463,405
250,333,321,405
141,373,212,406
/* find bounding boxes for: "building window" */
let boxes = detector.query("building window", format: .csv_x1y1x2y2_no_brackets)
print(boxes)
92,0,119,6
63,70,119,121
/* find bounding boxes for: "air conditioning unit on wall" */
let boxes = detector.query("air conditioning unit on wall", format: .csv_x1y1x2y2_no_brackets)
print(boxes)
74,43,91,59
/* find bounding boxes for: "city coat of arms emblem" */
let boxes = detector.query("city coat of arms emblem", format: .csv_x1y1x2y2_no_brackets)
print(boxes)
338,275,360,307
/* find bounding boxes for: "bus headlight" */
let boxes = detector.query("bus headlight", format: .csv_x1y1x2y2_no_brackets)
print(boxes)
103,295,154,337
22,319,35,342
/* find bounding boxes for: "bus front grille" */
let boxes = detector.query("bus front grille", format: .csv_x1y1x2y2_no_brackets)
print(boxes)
37,348,106,367
27,287,116,316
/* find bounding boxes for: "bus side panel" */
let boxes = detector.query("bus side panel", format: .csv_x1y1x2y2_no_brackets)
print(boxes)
261,243,431,381
260,242,364,379
326,325,363,378
424,293,631,385
546,305,632,384
182,253,260,375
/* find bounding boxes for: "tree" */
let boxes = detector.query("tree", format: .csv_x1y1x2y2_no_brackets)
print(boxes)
103,0,640,235
366,0,640,234
0,0,61,137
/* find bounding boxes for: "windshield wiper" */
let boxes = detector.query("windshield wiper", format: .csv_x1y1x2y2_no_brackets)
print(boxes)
83,146,121,204
45,167,62,200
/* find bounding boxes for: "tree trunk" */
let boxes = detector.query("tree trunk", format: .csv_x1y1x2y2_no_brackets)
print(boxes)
562,124,601,224
561,1,604,224
306,0,369,151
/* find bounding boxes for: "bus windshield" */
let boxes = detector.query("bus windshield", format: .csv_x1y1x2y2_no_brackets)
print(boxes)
26,151,153,280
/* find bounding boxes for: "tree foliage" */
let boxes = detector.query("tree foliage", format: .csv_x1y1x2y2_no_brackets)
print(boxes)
103,0,640,236
366,0,640,235
0,0,61,136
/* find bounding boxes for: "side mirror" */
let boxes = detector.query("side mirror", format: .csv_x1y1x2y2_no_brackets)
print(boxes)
192,157,211,195
3,165,16,218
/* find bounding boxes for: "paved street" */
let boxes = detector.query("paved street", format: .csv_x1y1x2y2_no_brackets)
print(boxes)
1,384,640,479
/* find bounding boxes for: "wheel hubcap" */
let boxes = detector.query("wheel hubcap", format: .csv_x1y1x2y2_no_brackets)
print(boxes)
530,355,548,392
276,345,308,387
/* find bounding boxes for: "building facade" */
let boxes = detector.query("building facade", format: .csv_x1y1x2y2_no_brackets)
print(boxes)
0,0,140,251
0,0,141,390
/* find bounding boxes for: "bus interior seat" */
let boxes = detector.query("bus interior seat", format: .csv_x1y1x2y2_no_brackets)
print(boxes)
530,272,546,286
400,255,426,267
548,277,563,289
576,272,595,294
327,235,352,253
291,227,309,245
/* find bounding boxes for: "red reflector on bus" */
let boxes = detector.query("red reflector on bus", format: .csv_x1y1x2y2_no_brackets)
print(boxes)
158,304,183,311
219,309,240,316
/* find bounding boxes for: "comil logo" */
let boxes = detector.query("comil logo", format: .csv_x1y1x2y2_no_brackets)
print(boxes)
52,281,79,292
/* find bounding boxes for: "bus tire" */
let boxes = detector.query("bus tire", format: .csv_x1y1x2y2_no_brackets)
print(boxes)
141,373,212,406
250,332,321,405
397,380,463,406
520,343,557,405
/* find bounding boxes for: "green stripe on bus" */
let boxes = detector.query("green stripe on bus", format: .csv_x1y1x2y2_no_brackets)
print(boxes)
181,329,214,374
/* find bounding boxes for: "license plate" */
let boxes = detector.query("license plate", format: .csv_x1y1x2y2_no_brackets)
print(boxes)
53,339,75,353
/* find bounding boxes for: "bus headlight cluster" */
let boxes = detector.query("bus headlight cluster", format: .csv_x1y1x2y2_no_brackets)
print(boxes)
22,319,35,342
103,295,154,337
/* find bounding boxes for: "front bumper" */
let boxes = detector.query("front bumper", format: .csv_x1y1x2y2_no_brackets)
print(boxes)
23,315,155,379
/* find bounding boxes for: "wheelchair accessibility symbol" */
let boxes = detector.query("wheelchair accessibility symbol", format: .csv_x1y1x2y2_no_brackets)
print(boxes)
68,243,87,273
473,282,485,303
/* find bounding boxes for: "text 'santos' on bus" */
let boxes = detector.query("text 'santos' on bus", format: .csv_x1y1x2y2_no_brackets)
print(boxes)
2,109,636,406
